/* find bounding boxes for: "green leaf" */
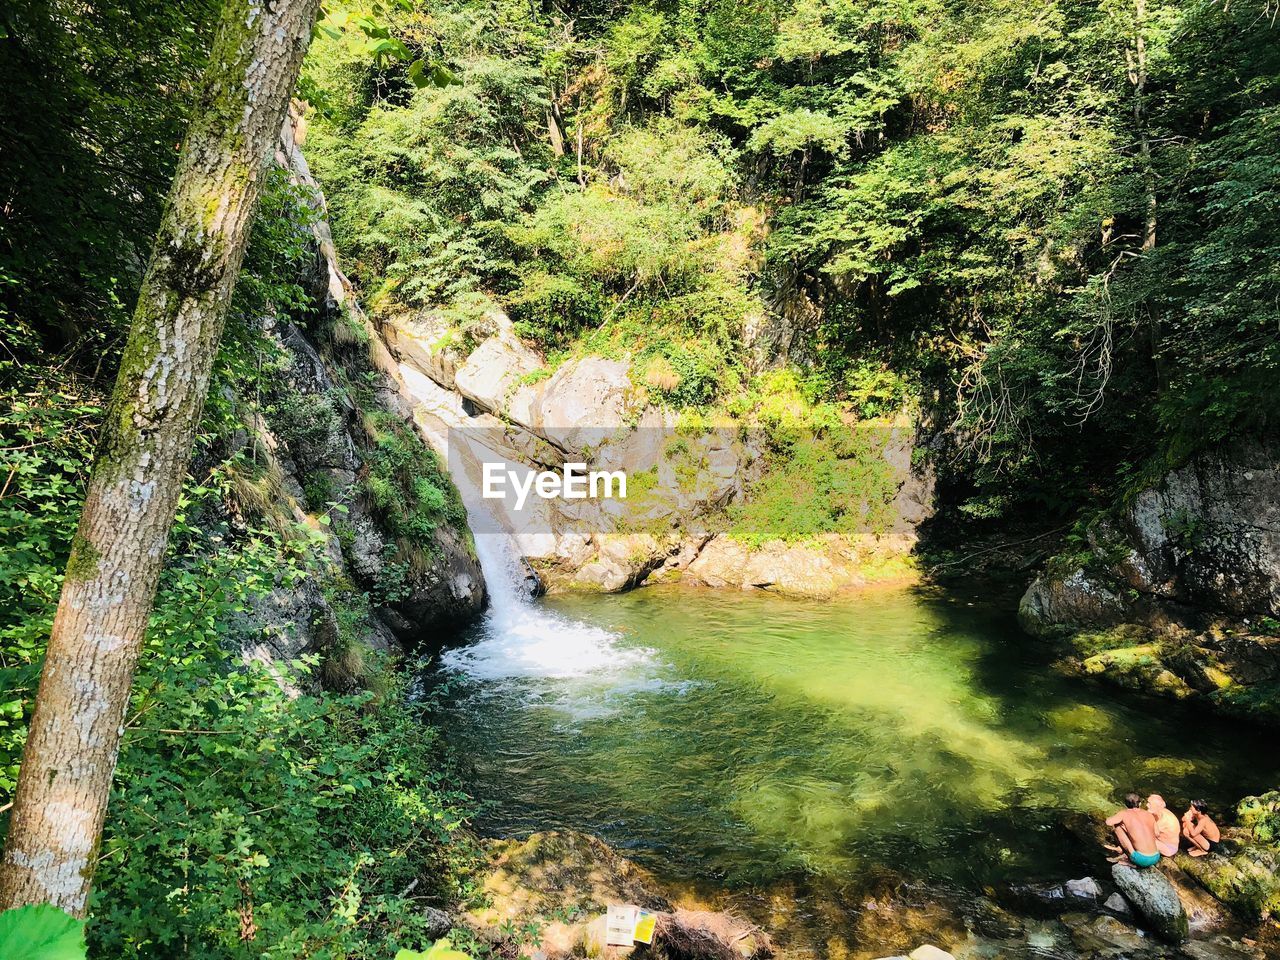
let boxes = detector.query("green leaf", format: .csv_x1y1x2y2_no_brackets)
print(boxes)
0,905,87,960
407,60,460,89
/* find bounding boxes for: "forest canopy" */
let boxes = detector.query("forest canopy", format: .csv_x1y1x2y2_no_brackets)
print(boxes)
300,0,1279,518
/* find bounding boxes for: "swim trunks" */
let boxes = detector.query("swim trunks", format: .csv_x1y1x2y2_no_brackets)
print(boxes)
1130,850,1161,868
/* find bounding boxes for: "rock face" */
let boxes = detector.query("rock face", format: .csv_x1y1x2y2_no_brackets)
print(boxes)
378,302,935,595
228,112,486,670
1110,863,1189,943
1022,436,1280,634
1019,436,1280,721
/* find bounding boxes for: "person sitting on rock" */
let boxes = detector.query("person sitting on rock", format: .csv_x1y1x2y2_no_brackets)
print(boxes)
1147,794,1181,858
1105,793,1161,867
1181,800,1222,857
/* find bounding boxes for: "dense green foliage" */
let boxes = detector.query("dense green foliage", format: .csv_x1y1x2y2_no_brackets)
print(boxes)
2,3,479,954
0,187,477,957
303,0,1278,522
1,0,1277,950
0,0,217,371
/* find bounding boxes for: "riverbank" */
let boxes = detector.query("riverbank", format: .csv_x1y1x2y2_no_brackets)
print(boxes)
436,825,1279,960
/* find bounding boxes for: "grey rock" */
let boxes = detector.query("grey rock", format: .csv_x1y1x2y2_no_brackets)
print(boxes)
1019,568,1133,637
1102,892,1131,916
1064,876,1105,900
1110,863,1188,943
420,906,453,940
1061,911,1149,955
1020,434,1280,636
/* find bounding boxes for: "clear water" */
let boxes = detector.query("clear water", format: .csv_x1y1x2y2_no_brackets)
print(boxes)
428,584,1276,892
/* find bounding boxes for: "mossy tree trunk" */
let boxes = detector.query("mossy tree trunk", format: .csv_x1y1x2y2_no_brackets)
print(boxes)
0,0,318,916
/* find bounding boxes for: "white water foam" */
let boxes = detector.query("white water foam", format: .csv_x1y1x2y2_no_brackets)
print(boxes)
441,480,653,684
397,365,655,689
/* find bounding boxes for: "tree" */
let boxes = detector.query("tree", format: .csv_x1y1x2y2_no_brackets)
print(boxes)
0,0,319,916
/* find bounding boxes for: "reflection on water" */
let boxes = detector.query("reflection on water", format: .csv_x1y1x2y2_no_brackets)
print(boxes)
428,585,1276,890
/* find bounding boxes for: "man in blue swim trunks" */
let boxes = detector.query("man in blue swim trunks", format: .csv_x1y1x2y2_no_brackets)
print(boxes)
1105,793,1161,867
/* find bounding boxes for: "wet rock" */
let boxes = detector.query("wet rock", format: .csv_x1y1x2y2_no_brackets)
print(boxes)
1019,568,1133,637
1103,892,1131,917
1181,937,1267,960
1160,860,1229,934
1065,876,1105,901
1111,862,1188,943
1061,911,1150,955
1176,844,1280,921
344,512,485,647
1010,875,1105,912
1016,435,1280,720
467,831,670,930
465,831,778,960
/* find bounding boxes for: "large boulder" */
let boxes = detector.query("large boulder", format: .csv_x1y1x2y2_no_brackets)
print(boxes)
513,356,640,455
1176,844,1280,921
455,329,544,414
1110,863,1188,943
1018,568,1134,637
684,536,752,589
1021,434,1280,637
571,533,670,593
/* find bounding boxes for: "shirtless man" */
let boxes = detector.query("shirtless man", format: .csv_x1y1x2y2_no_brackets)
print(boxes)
1182,800,1222,857
1147,794,1181,858
1105,793,1161,867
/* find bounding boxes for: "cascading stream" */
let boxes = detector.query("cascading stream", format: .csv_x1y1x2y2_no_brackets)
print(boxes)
397,365,652,685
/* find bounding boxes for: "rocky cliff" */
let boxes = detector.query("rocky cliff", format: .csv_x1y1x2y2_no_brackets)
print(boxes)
1019,436,1280,721
222,113,486,675
374,290,935,598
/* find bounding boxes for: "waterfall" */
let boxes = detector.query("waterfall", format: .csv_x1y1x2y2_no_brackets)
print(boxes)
396,366,648,683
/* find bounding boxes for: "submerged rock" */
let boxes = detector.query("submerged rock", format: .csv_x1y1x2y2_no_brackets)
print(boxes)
1061,911,1151,954
1111,863,1189,943
465,830,779,960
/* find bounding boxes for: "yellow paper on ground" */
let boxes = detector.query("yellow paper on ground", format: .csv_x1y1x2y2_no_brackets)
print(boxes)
632,911,656,945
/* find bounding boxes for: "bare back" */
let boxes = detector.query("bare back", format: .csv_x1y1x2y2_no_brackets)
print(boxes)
1199,815,1221,843
1118,808,1159,854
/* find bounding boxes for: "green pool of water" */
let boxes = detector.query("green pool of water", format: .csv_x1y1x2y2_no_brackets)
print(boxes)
429,585,1275,891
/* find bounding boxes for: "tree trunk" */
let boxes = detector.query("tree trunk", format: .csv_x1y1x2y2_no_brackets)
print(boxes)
0,0,318,917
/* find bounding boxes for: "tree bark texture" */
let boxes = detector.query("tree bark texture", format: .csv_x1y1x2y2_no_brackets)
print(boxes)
0,0,318,916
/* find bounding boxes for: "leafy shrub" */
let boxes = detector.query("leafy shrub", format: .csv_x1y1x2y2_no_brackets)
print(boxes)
90,524,477,958
362,411,467,549
0,387,102,796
